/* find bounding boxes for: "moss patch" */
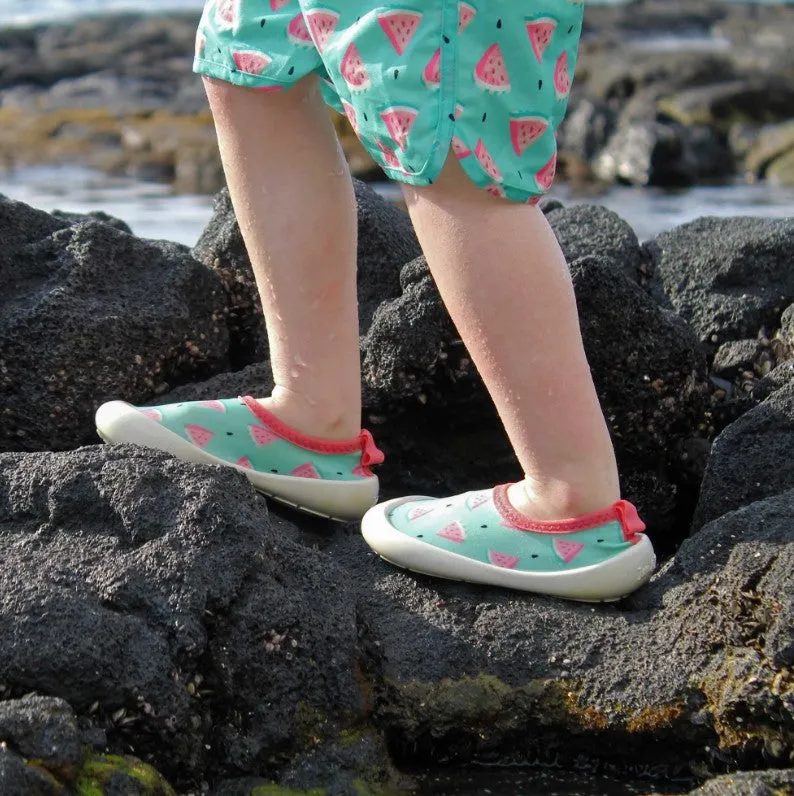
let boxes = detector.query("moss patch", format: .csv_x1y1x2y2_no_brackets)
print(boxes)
75,753,175,796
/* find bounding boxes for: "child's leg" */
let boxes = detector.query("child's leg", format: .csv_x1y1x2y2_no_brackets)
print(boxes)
203,76,361,440
403,156,619,522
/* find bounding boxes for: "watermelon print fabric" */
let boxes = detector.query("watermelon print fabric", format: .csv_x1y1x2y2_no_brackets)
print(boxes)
194,0,584,202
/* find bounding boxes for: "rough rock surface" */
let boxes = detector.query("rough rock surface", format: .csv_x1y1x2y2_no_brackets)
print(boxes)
1,446,792,792
686,769,794,795
647,217,794,347
0,196,229,454
0,445,374,792
192,180,420,369
712,340,763,380
693,377,794,531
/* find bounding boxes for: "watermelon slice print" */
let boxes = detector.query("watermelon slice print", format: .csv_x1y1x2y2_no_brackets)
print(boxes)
536,153,557,192
292,462,321,479
488,550,520,569
271,0,292,9
198,400,226,412
554,51,572,99
287,13,314,47
249,424,279,446
553,538,584,564
186,424,214,448
509,115,549,156
454,103,464,119
437,521,466,543
484,184,505,199
378,9,423,56
304,8,340,54
407,505,434,521
215,0,239,30
380,106,418,151
341,99,359,136
527,195,542,206
458,1,476,33
423,48,441,90
232,50,272,75
139,408,162,422
474,139,503,182
467,492,490,510
526,17,557,63
451,136,471,159
340,43,371,91
474,44,510,93
236,456,253,469
376,139,402,170
352,464,374,478
254,85,282,92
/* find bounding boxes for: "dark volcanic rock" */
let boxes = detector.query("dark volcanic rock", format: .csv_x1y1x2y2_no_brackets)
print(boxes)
693,377,794,531
0,696,80,772
557,97,617,163
192,180,420,369
646,216,794,347
711,339,763,380
0,197,229,454
545,204,644,283
0,445,365,789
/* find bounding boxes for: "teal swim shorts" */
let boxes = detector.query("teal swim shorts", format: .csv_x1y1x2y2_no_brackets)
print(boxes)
193,0,584,202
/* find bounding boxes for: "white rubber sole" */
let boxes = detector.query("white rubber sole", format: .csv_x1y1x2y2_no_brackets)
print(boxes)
95,401,380,522
361,497,658,602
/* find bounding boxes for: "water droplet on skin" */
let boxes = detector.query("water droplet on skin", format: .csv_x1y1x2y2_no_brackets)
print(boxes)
290,368,300,379
294,354,307,367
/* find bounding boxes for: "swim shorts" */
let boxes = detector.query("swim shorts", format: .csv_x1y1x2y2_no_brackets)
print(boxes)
193,0,584,202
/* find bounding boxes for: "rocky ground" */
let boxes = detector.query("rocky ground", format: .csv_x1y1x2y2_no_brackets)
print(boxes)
1,175,792,794
1,1,794,192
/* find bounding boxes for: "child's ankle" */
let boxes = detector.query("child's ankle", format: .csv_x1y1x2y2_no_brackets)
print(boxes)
257,389,361,441
507,476,620,523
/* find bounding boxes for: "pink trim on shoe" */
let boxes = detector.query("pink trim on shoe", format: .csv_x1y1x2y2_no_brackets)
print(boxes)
492,484,646,541
240,395,385,473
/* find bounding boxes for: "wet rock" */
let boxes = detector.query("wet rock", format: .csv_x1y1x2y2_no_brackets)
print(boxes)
766,148,794,188
743,119,794,178
191,180,419,369
646,216,794,347
0,445,366,789
557,97,617,163
781,304,794,346
711,339,763,381
0,196,229,453
0,746,61,795
693,375,794,531
594,121,732,187
49,209,133,234
0,696,80,773
658,79,794,133
74,754,175,795
687,769,794,795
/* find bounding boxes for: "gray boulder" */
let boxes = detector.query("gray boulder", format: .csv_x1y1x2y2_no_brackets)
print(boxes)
646,216,794,347
0,196,229,454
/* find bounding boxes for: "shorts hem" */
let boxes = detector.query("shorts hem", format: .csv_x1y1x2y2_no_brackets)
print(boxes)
193,56,289,90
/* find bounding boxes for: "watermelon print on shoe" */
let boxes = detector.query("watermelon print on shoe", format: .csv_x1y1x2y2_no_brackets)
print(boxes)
361,486,657,602
95,396,384,521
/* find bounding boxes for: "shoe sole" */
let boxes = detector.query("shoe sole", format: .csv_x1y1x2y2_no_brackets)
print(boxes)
361,497,657,602
95,401,379,522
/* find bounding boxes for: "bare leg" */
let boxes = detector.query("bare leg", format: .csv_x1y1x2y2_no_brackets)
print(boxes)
204,76,361,439
402,156,619,520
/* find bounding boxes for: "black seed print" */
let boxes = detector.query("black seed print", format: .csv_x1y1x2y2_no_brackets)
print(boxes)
480,524,487,529
517,170,522,179
217,47,222,53
449,113,456,121
531,554,539,558
226,431,234,436
288,66,294,75
597,539,604,543
538,79,543,90
394,69,399,78
363,112,368,121
496,18,502,29
481,112,487,122
443,35,450,44
270,469,278,473
569,25,574,34
417,534,424,538
428,179,433,185
261,18,266,26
